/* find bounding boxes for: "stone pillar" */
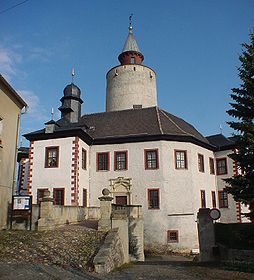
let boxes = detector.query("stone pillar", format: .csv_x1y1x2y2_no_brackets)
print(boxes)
38,190,55,231
197,208,216,262
111,209,129,263
129,206,144,261
98,188,113,231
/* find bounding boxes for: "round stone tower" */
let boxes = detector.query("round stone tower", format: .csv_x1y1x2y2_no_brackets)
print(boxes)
106,20,158,112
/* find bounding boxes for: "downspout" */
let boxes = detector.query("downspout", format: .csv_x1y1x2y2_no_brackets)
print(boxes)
12,106,28,195
12,113,20,195
88,145,92,206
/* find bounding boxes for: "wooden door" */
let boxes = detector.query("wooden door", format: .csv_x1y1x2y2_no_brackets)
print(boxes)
115,196,127,205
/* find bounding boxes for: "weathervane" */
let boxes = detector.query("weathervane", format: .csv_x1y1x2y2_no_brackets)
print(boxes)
129,13,133,30
219,124,223,134
51,107,54,120
71,66,75,83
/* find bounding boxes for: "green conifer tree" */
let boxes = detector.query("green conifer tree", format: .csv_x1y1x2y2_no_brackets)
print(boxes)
225,32,254,222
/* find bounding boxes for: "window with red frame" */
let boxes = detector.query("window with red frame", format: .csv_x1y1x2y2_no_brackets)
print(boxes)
148,189,159,209
216,158,228,175
209,158,215,174
211,191,216,208
97,152,109,171
198,154,205,172
45,147,59,168
218,190,228,208
200,190,206,208
175,150,187,169
83,188,87,207
114,151,127,170
167,230,179,243
145,149,159,169
53,188,64,205
82,148,87,170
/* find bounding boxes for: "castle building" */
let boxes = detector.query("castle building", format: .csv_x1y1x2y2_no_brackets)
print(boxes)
24,22,242,251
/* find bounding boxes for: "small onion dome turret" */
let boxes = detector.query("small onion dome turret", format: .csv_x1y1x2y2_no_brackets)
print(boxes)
118,24,144,65
63,83,81,98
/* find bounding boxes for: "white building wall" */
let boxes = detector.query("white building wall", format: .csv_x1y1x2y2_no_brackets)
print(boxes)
78,139,90,206
89,140,217,250
29,135,242,249
215,149,238,223
31,137,74,204
106,64,157,112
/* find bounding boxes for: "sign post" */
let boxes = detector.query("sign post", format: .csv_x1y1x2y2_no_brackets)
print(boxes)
10,195,32,230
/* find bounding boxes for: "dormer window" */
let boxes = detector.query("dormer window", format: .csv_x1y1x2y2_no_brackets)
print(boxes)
131,57,135,64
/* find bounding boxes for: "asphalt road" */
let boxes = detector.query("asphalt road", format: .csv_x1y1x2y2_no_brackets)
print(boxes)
0,255,253,280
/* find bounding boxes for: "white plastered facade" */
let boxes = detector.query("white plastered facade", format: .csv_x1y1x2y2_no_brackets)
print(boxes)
29,136,241,250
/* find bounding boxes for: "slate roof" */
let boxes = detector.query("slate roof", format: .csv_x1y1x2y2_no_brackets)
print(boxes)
122,28,141,53
24,107,214,149
206,134,235,151
17,147,29,162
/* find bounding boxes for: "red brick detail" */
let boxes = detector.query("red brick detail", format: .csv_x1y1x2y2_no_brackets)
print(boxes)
232,149,241,222
18,158,28,191
232,149,239,177
236,202,242,223
70,137,80,205
27,141,34,194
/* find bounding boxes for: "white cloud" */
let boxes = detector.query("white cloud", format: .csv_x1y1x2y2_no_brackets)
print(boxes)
0,47,22,80
18,90,48,122
27,47,52,62
0,44,54,137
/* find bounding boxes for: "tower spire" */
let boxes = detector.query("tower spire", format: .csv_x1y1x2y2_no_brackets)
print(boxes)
129,13,133,31
118,15,144,65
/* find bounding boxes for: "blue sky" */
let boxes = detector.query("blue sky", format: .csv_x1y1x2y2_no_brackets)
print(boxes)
0,0,253,145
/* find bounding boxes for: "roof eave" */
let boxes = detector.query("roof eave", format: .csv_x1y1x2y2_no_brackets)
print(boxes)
24,128,93,145
0,74,28,109
93,134,216,150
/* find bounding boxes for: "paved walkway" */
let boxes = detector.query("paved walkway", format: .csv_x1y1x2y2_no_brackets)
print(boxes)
0,255,253,280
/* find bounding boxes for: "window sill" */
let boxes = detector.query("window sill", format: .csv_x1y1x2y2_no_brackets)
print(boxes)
175,168,188,170
145,168,159,170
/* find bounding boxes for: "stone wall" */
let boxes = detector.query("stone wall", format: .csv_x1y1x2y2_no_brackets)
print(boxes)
47,205,87,226
198,208,254,264
219,245,254,264
112,204,144,261
10,204,40,230
37,190,100,230
93,228,125,273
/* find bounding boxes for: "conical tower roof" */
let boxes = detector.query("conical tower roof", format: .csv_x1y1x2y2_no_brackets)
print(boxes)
118,16,144,65
122,26,141,53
